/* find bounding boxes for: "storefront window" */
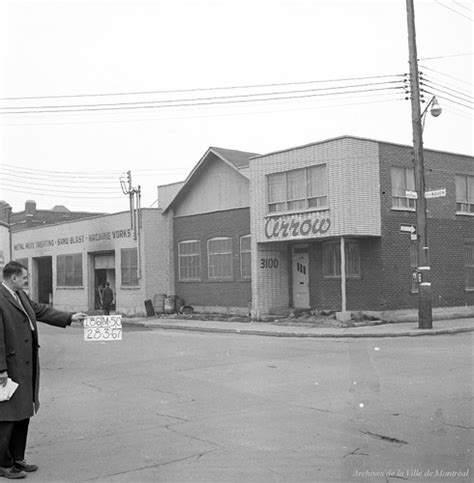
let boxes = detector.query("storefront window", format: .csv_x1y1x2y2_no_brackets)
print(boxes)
240,235,251,280
208,237,233,279
391,166,416,210
178,240,201,281
267,164,327,213
456,174,474,214
57,253,82,286
121,248,138,286
323,241,360,278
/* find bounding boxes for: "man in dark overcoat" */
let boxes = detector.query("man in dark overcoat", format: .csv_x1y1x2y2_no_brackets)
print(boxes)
0,261,86,479
101,282,114,315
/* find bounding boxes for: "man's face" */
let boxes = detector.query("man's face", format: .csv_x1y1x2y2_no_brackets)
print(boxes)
11,269,28,291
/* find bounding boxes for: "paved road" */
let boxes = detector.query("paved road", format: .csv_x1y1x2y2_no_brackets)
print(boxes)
25,324,472,482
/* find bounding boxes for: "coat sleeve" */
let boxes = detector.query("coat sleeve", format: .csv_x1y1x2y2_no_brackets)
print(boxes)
0,309,7,372
28,296,73,328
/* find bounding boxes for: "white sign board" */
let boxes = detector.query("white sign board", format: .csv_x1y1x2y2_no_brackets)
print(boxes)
84,315,122,341
400,224,416,234
425,188,446,199
405,190,418,199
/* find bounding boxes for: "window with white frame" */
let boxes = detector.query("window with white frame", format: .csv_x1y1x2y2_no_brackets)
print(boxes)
240,235,251,279
465,244,474,290
391,166,416,209
208,237,233,279
267,164,327,213
456,174,474,214
322,241,360,278
121,248,138,286
57,253,83,286
178,240,201,281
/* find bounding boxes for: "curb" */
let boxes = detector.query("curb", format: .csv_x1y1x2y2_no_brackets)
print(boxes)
125,321,474,338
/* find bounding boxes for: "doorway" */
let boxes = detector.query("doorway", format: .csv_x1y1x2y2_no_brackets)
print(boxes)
34,256,53,305
292,248,310,308
92,252,116,311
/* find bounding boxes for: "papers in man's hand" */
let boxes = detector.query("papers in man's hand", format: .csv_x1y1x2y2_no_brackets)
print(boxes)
0,378,18,402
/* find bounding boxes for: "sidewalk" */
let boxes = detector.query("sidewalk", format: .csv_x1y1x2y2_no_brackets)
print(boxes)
122,315,474,338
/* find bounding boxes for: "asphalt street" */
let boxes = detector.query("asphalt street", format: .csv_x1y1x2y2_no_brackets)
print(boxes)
21,323,473,483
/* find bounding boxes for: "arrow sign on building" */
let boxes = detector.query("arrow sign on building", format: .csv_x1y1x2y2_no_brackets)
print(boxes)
400,224,416,234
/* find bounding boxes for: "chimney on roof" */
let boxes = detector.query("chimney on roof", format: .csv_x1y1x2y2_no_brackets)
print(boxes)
25,200,36,217
0,201,12,223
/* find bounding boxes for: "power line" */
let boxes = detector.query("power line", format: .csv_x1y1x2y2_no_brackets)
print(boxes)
1,163,124,177
0,174,121,191
419,64,473,86
419,52,474,60
424,89,474,110
434,0,473,21
0,80,407,112
421,79,474,103
0,85,407,115
0,73,407,101
421,72,474,97
0,185,124,199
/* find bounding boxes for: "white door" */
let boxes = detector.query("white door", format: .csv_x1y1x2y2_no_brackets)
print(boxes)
292,251,310,308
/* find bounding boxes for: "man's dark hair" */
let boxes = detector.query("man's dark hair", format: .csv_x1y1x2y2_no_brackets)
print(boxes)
3,261,27,279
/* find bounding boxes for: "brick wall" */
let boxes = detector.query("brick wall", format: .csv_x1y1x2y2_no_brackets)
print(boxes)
378,143,474,309
174,208,251,308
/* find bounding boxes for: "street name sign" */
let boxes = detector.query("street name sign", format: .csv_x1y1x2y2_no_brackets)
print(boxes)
425,188,446,199
84,315,122,341
400,224,416,235
405,190,418,199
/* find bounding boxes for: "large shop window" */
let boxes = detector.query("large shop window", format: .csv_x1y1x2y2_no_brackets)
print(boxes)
208,237,233,280
456,174,474,214
465,244,474,290
267,164,327,213
57,253,82,287
391,166,416,210
322,241,360,278
178,240,201,281
121,248,138,286
240,235,251,280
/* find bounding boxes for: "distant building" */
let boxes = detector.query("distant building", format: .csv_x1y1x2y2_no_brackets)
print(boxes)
8,200,103,232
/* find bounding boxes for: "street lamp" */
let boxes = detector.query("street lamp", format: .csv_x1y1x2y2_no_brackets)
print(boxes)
421,96,442,131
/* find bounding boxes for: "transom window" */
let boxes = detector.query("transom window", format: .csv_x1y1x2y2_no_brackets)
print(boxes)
240,235,251,280
178,240,201,281
465,244,474,290
57,253,82,286
121,248,138,286
391,166,416,210
267,164,327,213
322,241,360,278
208,237,233,279
456,174,474,214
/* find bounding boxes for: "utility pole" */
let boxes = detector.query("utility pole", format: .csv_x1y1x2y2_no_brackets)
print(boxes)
406,0,433,329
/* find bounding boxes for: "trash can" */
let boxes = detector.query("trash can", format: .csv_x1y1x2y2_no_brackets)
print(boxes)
164,295,177,313
153,293,166,313
144,299,155,317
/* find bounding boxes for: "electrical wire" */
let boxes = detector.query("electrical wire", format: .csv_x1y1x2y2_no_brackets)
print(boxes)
0,175,121,191
0,85,407,115
423,89,474,110
1,164,124,177
419,64,473,86
0,80,407,112
0,73,407,101
419,52,474,60
421,72,474,98
0,185,124,199
435,0,474,20
421,79,474,104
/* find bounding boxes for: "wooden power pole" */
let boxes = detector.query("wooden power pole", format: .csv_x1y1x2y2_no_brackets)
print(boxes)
406,0,433,329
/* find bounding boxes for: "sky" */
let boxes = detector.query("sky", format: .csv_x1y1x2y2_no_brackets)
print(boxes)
0,0,472,213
